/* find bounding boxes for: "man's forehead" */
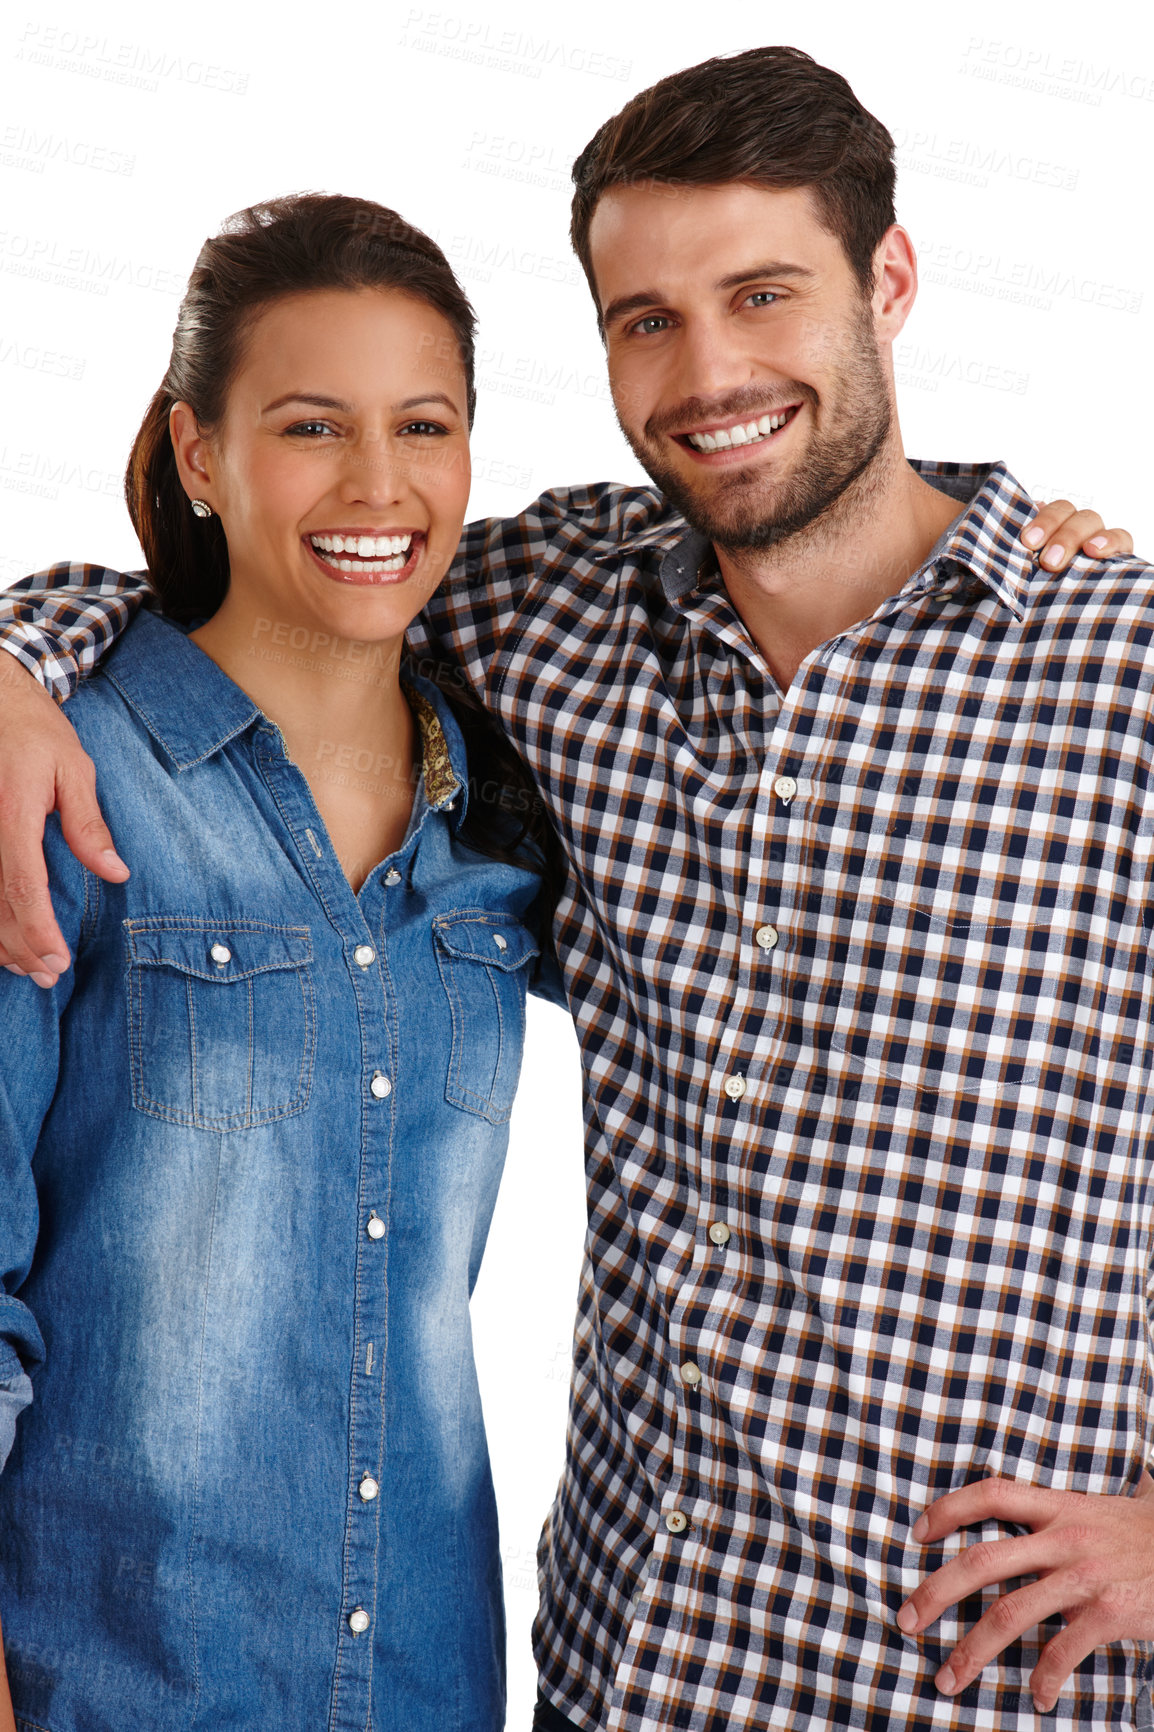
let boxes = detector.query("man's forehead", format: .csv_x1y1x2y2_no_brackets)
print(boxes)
588,182,836,315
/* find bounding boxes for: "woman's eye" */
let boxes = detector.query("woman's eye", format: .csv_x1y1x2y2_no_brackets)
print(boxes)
400,421,447,437
286,420,338,438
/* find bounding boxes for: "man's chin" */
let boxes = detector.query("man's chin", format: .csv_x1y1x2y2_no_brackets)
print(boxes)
642,464,795,551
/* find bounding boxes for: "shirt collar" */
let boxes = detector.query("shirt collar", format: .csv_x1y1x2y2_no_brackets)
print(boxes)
654,460,1042,621
907,459,1040,620
98,609,467,816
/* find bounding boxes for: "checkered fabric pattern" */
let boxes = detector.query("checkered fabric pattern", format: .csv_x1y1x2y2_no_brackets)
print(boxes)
4,461,1154,1731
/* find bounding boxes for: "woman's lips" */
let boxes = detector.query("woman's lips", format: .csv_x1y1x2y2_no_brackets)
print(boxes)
304,531,426,586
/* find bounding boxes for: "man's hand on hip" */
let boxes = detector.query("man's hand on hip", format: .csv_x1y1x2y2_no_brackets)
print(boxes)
899,1472,1154,1712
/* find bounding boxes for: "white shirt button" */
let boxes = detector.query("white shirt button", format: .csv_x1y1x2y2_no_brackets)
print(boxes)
755,924,779,951
384,868,402,886
353,944,376,968
366,1214,385,1241
664,1510,689,1534
774,775,798,802
680,1361,702,1387
492,933,508,952
348,1607,370,1635
369,1071,392,1100
723,1074,746,1100
209,942,231,966
358,1474,380,1502
708,1222,732,1246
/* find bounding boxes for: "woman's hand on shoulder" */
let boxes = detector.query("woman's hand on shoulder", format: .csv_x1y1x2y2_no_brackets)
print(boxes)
1021,500,1134,569
0,654,128,983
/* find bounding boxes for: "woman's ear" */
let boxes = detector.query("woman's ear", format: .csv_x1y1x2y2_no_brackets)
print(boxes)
169,402,215,511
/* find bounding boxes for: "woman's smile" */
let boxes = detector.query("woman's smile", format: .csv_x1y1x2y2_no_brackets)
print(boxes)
304,527,427,585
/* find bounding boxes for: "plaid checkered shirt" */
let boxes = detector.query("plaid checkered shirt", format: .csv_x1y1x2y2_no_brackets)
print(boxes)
3,460,1154,1731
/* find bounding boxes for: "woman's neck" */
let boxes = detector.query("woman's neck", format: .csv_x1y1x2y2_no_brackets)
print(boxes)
191,599,419,891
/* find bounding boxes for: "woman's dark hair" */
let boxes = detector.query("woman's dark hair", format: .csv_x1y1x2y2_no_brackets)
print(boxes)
571,46,896,318
126,191,563,917
126,192,476,622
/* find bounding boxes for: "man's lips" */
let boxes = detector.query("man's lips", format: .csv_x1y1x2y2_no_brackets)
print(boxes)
304,529,426,586
670,403,803,458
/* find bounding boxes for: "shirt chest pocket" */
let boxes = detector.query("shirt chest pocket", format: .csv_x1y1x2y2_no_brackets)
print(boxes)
433,912,539,1125
125,919,316,1130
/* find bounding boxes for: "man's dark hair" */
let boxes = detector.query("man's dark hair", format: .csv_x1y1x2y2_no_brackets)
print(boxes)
570,46,896,316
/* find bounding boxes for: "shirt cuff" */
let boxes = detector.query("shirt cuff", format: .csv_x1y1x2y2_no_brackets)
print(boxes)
0,1370,33,1472
0,631,72,701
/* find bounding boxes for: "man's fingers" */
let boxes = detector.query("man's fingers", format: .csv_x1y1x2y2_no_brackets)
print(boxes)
0,876,69,981
911,1475,1060,1543
899,1528,1056,1633
932,1574,1079,1697
55,761,128,882
0,657,123,969
1028,1613,1111,1713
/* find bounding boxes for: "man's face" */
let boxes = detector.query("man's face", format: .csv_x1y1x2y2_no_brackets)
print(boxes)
589,182,895,552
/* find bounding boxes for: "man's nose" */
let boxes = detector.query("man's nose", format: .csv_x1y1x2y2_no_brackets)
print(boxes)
672,317,755,405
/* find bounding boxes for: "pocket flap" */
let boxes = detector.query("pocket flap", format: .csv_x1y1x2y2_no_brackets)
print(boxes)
433,913,539,972
126,920,313,982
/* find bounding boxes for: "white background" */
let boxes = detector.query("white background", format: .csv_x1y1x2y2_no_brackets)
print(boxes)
2,0,1151,1723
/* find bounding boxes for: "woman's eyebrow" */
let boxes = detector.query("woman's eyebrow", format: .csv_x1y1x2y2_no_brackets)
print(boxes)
260,392,461,414
395,394,460,413
261,392,352,414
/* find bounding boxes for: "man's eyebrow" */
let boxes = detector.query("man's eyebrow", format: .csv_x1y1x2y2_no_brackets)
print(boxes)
715,261,815,290
602,262,815,330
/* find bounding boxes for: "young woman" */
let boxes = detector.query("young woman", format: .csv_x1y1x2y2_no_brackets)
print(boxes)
0,193,562,1732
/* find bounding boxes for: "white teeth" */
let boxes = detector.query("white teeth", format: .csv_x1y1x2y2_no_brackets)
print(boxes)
686,408,794,453
311,532,414,558
324,555,408,575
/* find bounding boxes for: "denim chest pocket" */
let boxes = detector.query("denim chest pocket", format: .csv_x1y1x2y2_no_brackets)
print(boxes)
125,919,316,1130
433,911,539,1125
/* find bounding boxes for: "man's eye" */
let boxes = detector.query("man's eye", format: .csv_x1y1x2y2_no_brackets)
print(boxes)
631,315,670,336
746,291,780,308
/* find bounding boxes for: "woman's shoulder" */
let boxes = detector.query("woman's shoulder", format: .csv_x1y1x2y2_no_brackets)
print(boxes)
62,610,254,765
62,609,188,736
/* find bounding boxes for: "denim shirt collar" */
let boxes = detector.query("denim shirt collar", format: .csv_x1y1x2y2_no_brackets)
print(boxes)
98,608,466,818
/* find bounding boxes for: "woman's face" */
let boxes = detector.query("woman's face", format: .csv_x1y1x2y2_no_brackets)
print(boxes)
173,286,471,645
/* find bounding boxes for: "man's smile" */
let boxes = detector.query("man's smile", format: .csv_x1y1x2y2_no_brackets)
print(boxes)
669,403,804,461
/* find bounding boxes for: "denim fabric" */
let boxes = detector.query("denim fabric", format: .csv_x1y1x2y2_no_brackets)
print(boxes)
0,609,553,1732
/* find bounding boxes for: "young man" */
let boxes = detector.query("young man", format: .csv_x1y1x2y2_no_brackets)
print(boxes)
0,46,1150,1732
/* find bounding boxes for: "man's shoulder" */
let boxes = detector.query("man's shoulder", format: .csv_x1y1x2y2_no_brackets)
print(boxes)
461,480,685,573
1026,550,1154,633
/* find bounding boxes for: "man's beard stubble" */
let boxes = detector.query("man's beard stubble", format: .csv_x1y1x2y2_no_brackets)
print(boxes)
617,301,893,556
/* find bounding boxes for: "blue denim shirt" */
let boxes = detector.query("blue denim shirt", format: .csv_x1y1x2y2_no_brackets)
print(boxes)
0,609,556,1732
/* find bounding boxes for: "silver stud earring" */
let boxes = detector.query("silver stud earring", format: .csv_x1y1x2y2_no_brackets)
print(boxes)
190,498,213,519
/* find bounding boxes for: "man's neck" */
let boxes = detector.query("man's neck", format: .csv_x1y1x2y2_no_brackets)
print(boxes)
715,446,962,690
